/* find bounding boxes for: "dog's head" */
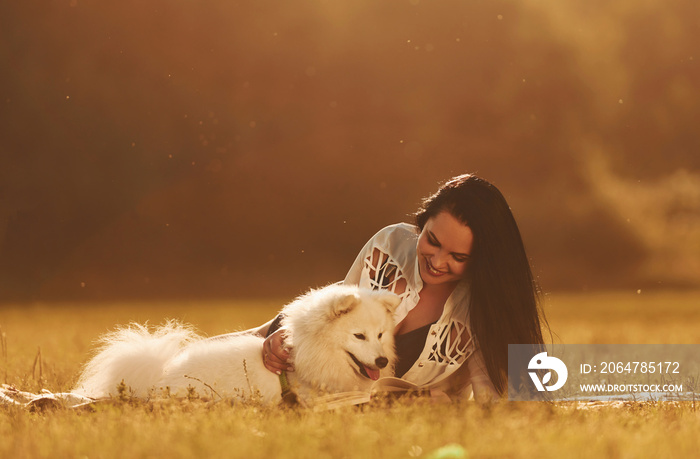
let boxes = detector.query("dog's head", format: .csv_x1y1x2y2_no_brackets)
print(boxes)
331,289,399,382
282,284,400,392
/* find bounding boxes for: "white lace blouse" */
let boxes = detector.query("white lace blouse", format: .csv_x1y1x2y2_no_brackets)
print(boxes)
343,223,498,400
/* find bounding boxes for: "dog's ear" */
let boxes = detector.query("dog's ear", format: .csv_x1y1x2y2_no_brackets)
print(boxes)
331,292,361,318
376,292,401,315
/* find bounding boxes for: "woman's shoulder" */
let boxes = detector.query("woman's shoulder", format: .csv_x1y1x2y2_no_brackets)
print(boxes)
369,222,419,242
355,223,421,298
363,223,419,252
364,223,420,270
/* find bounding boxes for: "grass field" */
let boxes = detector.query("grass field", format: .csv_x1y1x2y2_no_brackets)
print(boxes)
1,290,699,458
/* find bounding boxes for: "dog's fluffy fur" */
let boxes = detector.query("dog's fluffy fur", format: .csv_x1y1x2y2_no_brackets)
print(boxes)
73,285,400,404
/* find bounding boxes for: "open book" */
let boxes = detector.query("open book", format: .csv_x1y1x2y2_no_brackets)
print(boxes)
307,377,429,411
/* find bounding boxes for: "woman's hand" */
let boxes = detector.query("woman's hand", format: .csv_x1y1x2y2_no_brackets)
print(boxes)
262,328,294,374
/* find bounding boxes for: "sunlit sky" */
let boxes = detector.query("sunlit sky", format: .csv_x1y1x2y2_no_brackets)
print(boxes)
1,0,698,301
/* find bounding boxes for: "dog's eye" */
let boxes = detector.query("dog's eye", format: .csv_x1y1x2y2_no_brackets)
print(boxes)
354,333,366,340
378,333,383,339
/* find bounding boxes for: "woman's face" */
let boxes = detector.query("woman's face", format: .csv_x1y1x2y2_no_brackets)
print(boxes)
417,211,473,286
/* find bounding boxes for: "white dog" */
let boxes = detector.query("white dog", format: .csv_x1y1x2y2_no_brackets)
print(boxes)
73,285,400,404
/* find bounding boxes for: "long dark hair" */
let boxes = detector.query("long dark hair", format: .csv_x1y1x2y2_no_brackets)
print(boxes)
415,174,546,395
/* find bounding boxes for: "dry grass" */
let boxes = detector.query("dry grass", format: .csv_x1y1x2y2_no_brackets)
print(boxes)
2,290,700,458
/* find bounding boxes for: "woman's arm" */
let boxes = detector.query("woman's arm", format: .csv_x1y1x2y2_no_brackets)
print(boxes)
215,316,293,374
262,327,292,374
251,317,276,338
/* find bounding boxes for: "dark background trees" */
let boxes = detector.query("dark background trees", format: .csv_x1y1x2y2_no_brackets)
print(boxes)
1,0,698,301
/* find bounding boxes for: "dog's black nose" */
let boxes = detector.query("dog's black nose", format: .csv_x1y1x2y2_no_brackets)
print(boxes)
375,357,388,369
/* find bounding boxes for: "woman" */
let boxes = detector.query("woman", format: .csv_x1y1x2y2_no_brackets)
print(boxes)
253,174,547,401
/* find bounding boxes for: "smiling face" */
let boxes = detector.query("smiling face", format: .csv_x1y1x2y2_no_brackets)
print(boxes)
417,211,473,286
